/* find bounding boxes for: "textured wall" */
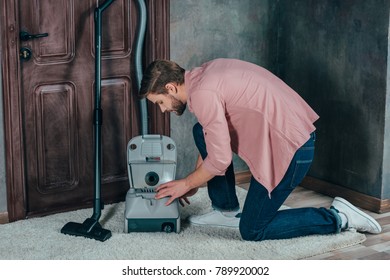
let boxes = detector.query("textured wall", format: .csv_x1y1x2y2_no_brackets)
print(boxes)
277,0,390,199
384,27,390,198
170,0,274,179
170,0,390,201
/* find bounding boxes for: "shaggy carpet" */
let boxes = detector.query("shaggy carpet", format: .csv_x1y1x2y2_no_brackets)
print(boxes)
0,187,366,260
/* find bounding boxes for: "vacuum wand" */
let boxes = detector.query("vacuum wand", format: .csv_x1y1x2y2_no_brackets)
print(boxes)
92,0,106,222
60,0,116,242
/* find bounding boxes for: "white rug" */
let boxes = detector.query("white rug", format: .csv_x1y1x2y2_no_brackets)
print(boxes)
0,187,366,260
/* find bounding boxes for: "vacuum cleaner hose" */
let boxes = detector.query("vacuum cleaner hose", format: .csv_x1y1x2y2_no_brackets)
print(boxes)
134,0,148,135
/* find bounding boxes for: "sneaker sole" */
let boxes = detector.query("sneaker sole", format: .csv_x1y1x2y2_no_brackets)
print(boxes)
334,197,382,234
188,218,239,229
188,222,239,229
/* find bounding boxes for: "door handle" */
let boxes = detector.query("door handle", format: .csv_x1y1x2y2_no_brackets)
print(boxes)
19,30,49,41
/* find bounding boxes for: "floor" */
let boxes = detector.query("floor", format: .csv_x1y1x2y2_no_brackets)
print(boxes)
239,183,390,260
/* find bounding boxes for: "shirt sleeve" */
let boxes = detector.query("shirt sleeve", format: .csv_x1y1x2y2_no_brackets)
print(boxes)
191,90,233,176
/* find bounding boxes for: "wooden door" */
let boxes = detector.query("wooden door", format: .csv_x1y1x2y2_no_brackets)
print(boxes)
0,0,170,218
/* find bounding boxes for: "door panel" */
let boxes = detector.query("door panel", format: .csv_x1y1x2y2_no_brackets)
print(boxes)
101,79,131,184
34,83,79,194
27,0,75,64
19,0,137,215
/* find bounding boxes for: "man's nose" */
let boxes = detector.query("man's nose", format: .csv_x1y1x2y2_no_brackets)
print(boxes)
159,104,166,113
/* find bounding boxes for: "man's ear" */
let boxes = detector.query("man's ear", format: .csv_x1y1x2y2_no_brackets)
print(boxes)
165,83,177,95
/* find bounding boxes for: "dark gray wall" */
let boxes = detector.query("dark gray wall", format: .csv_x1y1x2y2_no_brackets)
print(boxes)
170,0,390,201
384,31,390,198
277,0,390,199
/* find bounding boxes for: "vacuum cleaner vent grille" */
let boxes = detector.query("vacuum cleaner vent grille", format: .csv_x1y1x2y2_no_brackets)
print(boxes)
139,188,155,193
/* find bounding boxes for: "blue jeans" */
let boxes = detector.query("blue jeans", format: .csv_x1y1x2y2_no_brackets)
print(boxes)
193,123,341,241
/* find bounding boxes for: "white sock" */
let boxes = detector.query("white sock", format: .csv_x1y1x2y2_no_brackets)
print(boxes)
339,212,348,229
221,209,240,217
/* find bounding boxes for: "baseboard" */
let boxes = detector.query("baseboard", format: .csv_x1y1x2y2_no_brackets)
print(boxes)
301,176,390,214
0,212,9,224
234,171,390,214
235,170,252,185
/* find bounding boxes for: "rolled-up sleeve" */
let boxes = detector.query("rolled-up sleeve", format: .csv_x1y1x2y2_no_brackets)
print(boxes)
190,90,232,176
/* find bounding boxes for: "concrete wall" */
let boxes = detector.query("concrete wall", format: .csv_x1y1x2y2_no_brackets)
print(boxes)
384,22,390,198
170,0,390,201
277,0,390,199
170,0,274,179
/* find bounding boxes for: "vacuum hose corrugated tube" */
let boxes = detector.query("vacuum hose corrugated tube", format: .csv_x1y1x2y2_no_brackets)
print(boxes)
134,0,148,135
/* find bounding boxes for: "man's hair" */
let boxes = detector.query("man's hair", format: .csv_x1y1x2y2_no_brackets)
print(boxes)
139,60,185,98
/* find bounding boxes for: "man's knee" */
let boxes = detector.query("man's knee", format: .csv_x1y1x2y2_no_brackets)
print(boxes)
239,223,265,241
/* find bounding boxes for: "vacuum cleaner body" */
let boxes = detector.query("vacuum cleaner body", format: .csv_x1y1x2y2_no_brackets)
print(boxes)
125,134,180,233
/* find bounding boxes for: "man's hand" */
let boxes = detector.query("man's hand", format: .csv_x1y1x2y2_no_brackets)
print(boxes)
155,163,214,206
155,179,192,206
178,188,199,207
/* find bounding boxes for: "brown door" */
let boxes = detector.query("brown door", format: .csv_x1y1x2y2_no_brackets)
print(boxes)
14,0,164,217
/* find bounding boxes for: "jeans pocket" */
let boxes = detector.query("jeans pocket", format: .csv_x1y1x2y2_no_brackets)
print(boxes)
290,159,313,188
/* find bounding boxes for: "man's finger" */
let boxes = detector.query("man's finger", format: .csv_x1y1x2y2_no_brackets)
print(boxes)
155,188,169,199
165,196,175,206
156,183,167,192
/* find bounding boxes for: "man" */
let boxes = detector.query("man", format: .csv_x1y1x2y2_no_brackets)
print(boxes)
140,58,381,241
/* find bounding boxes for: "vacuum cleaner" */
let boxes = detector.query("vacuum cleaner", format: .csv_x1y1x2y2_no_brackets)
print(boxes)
60,0,115,242
124,0,180,233
124,134,180,233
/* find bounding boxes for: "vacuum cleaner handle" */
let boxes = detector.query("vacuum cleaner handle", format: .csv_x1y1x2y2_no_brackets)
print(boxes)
134,0,149,135
97,0,116,12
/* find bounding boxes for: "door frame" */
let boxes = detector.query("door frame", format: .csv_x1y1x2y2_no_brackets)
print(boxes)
0,0,170,221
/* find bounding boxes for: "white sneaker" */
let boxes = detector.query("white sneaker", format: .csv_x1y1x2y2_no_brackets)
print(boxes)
331,197,382,234
188,209,240,228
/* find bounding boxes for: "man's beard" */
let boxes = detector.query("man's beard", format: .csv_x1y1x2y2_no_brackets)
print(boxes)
170,95,187,116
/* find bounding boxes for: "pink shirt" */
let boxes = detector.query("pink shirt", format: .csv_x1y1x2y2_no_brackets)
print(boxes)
185,59,319,193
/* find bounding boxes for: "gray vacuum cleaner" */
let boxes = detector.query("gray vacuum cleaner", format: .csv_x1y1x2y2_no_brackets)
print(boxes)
124,135,180,233
124,0,180,234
